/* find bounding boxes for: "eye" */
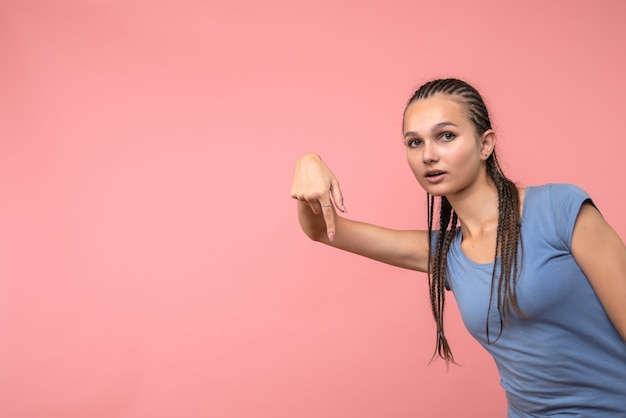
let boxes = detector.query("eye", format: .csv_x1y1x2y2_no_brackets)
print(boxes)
440,132,455,141
406,138,422,148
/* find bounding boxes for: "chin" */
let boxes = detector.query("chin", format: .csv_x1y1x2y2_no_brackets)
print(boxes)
414,176,459,197
427,191,447,197
417,183,449,197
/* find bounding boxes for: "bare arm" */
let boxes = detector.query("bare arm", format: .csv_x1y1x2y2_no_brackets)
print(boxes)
571,202,626,341
291,153,430,272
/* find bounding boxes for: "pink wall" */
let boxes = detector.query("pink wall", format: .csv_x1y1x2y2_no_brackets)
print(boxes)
1,1,625,417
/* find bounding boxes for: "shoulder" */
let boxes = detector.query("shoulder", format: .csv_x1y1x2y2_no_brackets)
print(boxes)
526,183,592,212
528,183,589,200
524,183,594,248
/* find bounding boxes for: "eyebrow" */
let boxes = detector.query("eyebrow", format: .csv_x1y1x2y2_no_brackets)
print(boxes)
403,121,458,139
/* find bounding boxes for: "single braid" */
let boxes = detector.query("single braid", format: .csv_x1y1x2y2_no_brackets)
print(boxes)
407,79,525,363
485,159,527,343
427,195,459,362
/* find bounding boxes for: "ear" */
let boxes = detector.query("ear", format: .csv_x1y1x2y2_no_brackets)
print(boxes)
479,129,497,161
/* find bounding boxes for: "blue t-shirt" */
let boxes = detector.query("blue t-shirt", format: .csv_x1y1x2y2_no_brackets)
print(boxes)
445,184,626,417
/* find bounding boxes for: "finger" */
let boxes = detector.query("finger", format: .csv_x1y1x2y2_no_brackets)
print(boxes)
330,179,347,213
303,197,321,215
320,201,336,241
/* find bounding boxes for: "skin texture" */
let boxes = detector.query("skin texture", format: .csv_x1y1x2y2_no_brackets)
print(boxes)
290,94,626,341
571,203,626,339
403,95,493,200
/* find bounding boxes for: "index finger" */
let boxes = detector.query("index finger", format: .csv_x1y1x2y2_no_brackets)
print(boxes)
320,201,336,241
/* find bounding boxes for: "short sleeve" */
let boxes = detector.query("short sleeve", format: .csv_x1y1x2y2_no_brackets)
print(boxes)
548,184,594,249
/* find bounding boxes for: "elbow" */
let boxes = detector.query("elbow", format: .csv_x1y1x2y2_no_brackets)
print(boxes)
301,226,326,243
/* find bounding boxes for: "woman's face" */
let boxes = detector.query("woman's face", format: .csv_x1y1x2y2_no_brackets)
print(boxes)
402,94,491,197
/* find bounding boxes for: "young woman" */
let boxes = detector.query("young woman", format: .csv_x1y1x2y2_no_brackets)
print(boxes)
290,79,626,417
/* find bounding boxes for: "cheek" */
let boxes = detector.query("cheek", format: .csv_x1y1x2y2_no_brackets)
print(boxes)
455,151,484,180
406,156,428,186
406,153,421,173
450,144,480,165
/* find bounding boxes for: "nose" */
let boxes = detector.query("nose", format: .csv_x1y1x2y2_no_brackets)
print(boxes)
422,141,438,164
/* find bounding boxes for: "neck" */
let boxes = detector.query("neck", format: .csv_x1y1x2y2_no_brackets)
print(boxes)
445,173,500,239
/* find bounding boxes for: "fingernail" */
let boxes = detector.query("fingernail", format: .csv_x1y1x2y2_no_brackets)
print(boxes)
328,231,335,241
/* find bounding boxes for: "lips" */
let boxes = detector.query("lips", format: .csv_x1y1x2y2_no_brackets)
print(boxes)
425,169,446,178
424,169,447,183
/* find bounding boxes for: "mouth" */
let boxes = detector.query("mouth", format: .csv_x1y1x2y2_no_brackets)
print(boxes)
425,170,446,178
424,170,447,183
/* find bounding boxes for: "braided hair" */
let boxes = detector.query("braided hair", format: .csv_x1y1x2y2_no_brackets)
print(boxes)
406,79,525,363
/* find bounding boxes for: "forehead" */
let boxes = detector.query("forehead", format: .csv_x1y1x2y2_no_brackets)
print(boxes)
403,94,469,133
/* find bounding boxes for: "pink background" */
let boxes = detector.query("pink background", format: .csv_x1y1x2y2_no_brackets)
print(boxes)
1,1,625,417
